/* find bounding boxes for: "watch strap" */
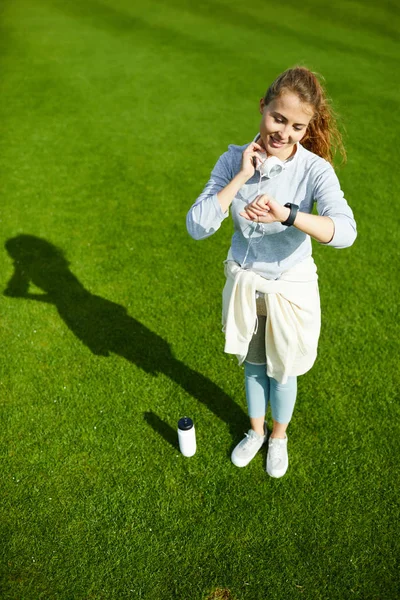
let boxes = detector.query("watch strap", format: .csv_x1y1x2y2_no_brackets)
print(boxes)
282,203,299,227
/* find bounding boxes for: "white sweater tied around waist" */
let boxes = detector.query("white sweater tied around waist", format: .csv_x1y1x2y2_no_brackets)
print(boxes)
222,256,321,384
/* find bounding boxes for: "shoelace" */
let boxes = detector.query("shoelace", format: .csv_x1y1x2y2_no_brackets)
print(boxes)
269,439,285,462
241,432,262,450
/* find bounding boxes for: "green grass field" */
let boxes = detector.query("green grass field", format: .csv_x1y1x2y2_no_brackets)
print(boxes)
1,0,399,598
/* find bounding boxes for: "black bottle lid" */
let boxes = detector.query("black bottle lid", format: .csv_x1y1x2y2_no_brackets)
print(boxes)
178,416,193,431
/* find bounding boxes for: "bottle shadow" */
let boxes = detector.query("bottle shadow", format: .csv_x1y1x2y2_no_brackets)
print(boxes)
4,235,246,441
144,411,179,450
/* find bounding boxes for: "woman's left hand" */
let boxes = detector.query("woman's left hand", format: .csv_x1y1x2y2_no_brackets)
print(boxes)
240,194,290,224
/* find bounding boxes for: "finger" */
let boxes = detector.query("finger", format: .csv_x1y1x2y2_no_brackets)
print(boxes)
243,208,255,218
254,200,270,212
254,197,266,208
246,203,268,215
244,145,265,162
242,153,258,170
249,142,264,152
250,208,268,217
255,194,271,203
244,151,261,162
245,208,267,220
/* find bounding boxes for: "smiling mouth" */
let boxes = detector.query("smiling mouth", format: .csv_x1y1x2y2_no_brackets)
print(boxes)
270,137,285,147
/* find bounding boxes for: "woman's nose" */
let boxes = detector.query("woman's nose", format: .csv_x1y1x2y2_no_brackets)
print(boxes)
277,124,290,141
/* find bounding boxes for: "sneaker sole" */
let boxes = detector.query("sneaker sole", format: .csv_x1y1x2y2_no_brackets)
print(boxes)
231,441,266,468
231,454,253,468
266,464,288,478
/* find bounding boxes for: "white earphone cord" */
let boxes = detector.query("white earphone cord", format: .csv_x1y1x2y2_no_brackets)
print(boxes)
241,169,265,268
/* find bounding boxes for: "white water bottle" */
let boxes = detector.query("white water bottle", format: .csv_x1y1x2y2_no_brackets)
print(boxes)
178,417,196,457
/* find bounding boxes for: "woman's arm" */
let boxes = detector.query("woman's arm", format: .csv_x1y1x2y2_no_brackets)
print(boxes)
186,141,265,240
240,164,357,247
289,211,334,243
216,141,264,213
240,196,334,243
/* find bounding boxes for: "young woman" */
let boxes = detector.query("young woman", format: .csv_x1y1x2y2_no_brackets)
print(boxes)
186,66,357,478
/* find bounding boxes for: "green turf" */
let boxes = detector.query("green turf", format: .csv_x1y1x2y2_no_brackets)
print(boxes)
1,0,399,598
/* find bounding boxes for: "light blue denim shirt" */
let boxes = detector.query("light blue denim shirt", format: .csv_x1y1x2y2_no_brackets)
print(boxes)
186,141,357,280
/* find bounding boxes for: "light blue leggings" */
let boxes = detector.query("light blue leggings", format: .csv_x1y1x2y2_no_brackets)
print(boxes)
244,361,297,424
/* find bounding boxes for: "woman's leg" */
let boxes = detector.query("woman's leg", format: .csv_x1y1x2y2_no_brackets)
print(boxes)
231,361,269,467
231,312,269,468
269,376,297,437
267,376,297,478
244,312,269,435
244,361,270,436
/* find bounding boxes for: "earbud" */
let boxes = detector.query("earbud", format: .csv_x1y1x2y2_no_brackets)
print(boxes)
254,152,285,179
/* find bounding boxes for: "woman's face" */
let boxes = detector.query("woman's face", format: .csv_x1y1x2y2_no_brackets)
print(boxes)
258,91,314,160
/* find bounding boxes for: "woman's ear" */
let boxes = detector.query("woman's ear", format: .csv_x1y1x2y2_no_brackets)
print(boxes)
259,98,265,114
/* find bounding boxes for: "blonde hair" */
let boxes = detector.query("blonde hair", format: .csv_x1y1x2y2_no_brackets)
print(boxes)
263,66,346,165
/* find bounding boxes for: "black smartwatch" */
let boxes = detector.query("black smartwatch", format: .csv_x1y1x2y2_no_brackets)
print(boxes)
282,203,299,227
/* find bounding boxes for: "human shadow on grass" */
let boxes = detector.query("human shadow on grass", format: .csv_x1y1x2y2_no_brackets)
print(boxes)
4,235,246,441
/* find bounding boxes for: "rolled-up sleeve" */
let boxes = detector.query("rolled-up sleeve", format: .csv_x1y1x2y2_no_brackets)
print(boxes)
313,164,357,249
186,152,232,240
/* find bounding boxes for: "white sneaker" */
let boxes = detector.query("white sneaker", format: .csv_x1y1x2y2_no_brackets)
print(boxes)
231,427,267,468
266,435,288,478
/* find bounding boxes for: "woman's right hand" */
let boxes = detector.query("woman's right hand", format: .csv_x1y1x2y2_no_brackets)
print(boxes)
216,141,266,213
240,141,265,180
